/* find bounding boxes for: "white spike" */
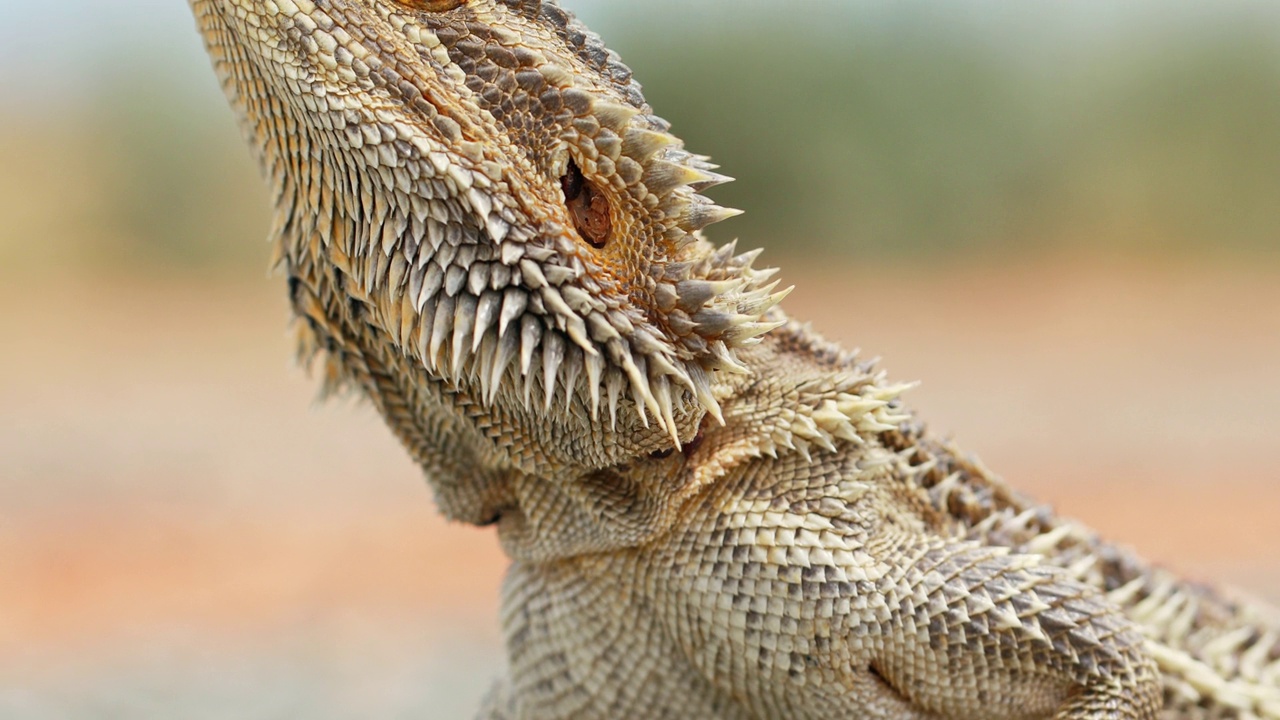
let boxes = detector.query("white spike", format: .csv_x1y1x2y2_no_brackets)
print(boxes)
1201,626,1258,664
522,364,537,411
476,334,496,401
397,293,416,347
619,353,656,428
622,127,678,160
584,351,604,420
451,294,477,377
606,369,624,431
593,101,640,131
417,263,444,311
473,291,501,352
486,213,509,243
1166,593,1198,645
1143,589,1185,634
687,365,724,425
519,316,540,376
488,330,519,404
561,351,582,413
542,332,565,412
499,288,528,338
653,375,680,447
1240,631,1278,680
1065,555,1097,581
428,294,454,368
416,299,437,368
564,315,595,356
1006,509,1038,533
1131,578,1176,622
1106,577,1147,607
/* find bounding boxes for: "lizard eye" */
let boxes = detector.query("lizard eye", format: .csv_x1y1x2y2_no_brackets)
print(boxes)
395,0,467,10
560,159,612,249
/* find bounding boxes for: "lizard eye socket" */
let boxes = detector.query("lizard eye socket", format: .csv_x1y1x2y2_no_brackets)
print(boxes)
561,159,612,249
395,0,467,10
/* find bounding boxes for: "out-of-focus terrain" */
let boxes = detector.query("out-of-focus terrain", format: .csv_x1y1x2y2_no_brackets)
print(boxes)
1,1,1278,717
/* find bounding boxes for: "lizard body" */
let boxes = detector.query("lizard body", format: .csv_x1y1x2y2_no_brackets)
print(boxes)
189,1,1280,717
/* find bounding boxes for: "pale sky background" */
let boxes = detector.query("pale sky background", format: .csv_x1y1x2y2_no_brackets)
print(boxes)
1,0,1278,115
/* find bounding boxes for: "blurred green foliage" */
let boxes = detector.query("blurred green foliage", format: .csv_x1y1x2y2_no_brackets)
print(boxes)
86,55,271,271
4,6,1275,276
613,12,1280,259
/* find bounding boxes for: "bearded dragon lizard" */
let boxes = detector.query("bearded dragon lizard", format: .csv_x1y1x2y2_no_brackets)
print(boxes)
189,1,1280,717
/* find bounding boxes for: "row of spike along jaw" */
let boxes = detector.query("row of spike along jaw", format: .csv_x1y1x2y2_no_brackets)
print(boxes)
319,21,793,449
525,81,793,448
379,84,791,448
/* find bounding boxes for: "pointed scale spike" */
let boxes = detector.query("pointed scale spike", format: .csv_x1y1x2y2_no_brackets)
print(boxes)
712,239,738,265
519,315,541,377
487,329,520,404
522,362,537,411
605,368,625,431
725,317,787,346
561,350,583,413
476,332,497,400
707,341,749,374
541,332,565,412
747,266,780,284
417,263,445,312
486,213,510,243
643,161,720,196
498,288,528,338
620,352,657,429
429,294,455,369
451,294,477,377
646,352,689,388
564,315,596,357
444,263,468,297
687,364,724,425
687,170,733,192
682,202,744,232
408,266,426,310
675,278,746,313
584,351,604,421
652,375,681,448
473,291,501,352
593,101,641,131
686,153,717,169
388,252,409,291
416,298,437,369
730,246,765,270
398,292,416,348
622,128,679,161
737,279,783,315
690,308,735,337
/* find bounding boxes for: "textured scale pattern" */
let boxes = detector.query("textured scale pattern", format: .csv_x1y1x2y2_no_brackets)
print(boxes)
189,1,1280,718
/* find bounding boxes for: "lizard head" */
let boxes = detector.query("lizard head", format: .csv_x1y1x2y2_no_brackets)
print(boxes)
192,0,788,462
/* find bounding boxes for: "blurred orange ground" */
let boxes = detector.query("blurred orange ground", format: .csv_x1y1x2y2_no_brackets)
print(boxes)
1,257,1278,716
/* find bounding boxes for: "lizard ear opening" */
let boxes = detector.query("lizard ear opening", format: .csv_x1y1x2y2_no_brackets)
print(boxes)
560,159,612,249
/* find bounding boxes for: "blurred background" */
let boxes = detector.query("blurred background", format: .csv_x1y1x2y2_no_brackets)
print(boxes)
1,0,1278,716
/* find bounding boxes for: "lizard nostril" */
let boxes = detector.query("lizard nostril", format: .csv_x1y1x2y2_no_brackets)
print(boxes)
560,159,611,249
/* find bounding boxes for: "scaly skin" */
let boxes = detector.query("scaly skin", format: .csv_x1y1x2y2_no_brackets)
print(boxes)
189,1,1280,718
